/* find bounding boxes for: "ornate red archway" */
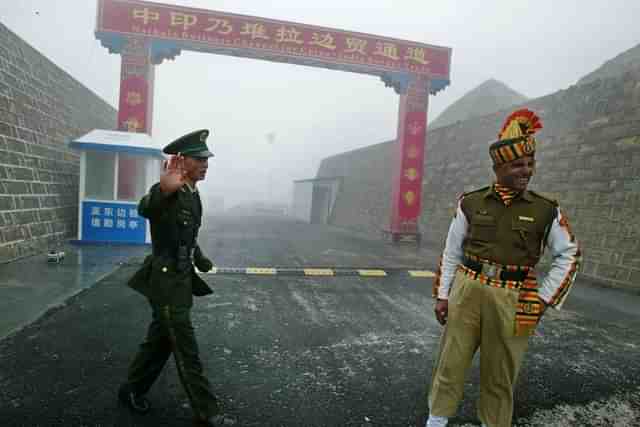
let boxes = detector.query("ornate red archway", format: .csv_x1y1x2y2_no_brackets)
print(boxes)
95,0,451,242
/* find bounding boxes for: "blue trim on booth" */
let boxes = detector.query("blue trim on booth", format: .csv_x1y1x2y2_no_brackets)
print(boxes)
69,142,164,158
70,239,151,247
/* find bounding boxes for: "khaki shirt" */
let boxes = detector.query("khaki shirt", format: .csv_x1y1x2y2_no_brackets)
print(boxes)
433,186,581,308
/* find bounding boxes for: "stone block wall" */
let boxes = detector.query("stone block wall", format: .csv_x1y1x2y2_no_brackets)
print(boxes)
318,68,640,289
0,23,117,263
317,141,394,233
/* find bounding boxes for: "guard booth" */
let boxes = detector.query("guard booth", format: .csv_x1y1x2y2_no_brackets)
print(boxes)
69,129,164,244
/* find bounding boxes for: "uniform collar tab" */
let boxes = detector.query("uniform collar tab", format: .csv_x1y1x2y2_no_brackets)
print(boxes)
183,182,197,193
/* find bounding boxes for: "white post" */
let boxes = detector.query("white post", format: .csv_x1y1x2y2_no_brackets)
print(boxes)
113,152,120,200
77,151,86,240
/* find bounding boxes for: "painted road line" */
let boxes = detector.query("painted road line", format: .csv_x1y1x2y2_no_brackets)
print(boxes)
246,267,277,275
357,269,387,277
408,270,436,278
303,268,335,276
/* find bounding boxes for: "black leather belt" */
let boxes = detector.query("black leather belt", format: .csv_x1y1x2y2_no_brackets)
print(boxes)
463,257,527,282
152,247,195,259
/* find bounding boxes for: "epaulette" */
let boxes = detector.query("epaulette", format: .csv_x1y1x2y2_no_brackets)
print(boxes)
528,190,559,206
460,186,490,199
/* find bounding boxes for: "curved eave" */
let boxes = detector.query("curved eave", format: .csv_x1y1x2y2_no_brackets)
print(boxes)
430,78,450,95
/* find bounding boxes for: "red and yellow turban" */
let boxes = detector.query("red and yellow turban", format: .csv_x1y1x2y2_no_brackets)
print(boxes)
489,109,543,165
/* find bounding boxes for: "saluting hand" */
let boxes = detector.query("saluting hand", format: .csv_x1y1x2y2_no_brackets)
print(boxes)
160,153,186,194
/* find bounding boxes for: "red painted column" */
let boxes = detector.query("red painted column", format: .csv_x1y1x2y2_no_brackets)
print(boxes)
117,37,155,134
116,37,155,200
389,75,429,242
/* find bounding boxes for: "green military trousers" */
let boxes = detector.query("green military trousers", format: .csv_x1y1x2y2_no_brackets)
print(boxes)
428,270,529,427
125,305,220,419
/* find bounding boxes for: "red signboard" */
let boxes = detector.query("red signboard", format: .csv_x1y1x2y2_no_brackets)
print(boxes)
97,0,451,79
397,111,426,219
118,75,148,132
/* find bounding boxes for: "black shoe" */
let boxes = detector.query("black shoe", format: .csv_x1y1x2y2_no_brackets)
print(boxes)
118,384,151,414
193,414,237,427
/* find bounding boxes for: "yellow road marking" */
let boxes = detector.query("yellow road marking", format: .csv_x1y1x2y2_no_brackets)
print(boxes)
246,267,277,275
358,269,387,277
303,268,334,276
408,270,436,278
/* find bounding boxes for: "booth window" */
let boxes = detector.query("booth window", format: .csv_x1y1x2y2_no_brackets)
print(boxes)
85,151,115,200
117,154,147,201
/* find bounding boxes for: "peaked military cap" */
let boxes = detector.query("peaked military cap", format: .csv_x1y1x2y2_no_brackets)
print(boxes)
489,109,542,165
163,129,214,158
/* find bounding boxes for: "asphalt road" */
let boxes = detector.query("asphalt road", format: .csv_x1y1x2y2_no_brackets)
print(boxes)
0,215,638,427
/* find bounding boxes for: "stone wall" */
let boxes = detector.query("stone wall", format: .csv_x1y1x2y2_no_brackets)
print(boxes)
318,68,640,289
0,23,117,263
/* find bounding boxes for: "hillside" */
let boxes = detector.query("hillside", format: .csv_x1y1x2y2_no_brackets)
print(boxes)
430,78,528,129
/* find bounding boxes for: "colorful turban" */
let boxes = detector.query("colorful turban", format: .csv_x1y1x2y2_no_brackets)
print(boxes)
489,109,543,165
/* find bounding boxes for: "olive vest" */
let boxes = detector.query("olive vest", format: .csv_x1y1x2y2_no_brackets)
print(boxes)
461,186,558,267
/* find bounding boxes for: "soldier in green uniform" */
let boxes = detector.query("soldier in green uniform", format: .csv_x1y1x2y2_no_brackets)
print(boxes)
420,110,582,427
118,129,235,427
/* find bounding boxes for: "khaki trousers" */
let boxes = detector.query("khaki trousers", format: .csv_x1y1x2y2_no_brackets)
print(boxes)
428,270,529,427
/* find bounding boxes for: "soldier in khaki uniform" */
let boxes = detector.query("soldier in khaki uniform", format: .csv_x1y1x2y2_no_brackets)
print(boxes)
421,110,581,427
118,130,235,427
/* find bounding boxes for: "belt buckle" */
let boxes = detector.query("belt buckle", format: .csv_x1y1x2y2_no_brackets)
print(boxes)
484,264,498,279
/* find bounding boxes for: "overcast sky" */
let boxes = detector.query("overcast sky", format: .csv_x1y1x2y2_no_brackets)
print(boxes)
1,1,639,208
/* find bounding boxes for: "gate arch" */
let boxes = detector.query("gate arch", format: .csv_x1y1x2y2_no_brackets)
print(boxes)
95,0,452,241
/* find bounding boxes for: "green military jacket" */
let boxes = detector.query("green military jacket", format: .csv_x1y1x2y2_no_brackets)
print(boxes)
461,186,558,267
127,182,213,307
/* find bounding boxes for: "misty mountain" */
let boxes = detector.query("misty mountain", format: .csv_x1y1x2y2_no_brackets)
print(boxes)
578,43,640,85
430,78,528,129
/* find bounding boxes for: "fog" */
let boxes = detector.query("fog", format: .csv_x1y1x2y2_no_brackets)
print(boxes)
1,0,639,209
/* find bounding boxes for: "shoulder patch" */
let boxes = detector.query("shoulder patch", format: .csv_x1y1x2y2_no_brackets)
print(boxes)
528,190,559,206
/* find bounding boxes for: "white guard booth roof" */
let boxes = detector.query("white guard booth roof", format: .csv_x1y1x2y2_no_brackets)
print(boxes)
69,129,164,158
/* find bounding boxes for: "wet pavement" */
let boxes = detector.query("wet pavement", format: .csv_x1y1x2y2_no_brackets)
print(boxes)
0,215,639,426
0,243,148,340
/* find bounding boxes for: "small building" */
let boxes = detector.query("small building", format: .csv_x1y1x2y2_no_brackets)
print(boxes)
69,129,164,244
290,177,342,224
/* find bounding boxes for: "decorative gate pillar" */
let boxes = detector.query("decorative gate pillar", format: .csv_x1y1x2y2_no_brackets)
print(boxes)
117,37,155,134
389,74,429,243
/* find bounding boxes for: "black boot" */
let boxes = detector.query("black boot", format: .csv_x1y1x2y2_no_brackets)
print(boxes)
118,384,151,414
